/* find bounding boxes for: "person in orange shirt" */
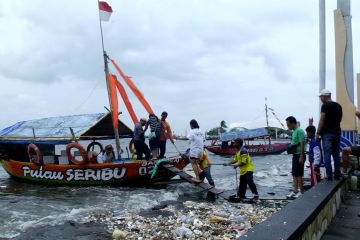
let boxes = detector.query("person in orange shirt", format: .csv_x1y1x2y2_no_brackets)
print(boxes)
158,111,174,159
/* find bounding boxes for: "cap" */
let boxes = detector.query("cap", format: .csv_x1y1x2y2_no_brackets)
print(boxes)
105,144,113,151
319,89,331,96
140,118,147,122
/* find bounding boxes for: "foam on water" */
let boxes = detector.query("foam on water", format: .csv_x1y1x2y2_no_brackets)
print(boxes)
1,207,94,238
0,140,294,238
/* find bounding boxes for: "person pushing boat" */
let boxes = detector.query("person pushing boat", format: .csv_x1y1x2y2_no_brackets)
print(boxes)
187,119,205,181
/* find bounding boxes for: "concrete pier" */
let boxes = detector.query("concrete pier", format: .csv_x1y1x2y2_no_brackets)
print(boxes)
321,190,360,240
239,179,347,239
240,157,360,239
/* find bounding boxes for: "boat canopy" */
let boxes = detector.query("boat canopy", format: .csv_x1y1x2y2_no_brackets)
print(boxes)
0,113,133,144
228,118,286,130
220,128,268,142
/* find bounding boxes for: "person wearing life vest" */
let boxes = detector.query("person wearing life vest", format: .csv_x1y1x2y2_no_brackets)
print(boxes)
199,148,215,186
224,138,259,199
97,144,115,163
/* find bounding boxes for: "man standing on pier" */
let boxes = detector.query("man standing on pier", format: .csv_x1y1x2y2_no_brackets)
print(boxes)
316,89,343,180
286,116,306,198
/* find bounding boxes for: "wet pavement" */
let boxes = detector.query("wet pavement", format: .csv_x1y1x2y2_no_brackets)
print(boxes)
322,190,360,240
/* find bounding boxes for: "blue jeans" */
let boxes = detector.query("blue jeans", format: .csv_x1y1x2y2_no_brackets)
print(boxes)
322,133,341,179
199,167,215,186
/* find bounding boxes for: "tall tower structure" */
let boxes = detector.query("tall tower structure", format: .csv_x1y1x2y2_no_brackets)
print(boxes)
334,0,356,146
319,0,326,109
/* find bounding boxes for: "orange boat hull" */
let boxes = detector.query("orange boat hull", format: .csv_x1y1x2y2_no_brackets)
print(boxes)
1,157,188,186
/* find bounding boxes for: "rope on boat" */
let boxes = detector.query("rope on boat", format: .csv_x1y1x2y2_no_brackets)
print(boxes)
150,159,171,179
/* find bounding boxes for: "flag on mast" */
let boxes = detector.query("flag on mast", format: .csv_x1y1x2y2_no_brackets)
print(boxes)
99,1,113,21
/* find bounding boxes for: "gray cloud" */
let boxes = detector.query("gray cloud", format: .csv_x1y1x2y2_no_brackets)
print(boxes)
0,0,359,134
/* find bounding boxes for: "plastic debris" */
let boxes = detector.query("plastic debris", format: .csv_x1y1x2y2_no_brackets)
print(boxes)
209,216,228,223
174,226,194,238
112,229,127,239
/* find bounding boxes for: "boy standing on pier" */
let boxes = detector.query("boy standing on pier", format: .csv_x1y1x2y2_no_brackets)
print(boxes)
286,116,306,198
306,125,323,185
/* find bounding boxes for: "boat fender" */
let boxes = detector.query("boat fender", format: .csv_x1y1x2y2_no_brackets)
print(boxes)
129,139,136,154
27,143,43,165
87,142,103,163
66,142,89,165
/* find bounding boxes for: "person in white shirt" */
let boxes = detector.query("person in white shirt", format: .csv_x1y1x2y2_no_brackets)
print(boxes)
97,144,115,163
187,119,205,181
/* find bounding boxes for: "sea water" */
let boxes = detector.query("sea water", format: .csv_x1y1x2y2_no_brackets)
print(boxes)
0,140,298,238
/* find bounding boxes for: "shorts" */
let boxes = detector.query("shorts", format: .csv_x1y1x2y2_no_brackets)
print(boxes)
351,146,360,157
292,154,305,177
149,138,159,151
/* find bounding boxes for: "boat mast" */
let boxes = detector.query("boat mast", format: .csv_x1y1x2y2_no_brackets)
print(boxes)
265,98,271,145
98,1,121,158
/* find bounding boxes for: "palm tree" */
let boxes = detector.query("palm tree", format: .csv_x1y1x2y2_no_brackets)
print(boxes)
220,120,227,129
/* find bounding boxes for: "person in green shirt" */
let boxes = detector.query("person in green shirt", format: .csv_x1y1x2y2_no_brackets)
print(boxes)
286,116,307,198
224,138,258,199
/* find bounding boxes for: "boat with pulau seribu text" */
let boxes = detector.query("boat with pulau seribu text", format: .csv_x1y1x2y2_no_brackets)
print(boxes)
0,1,189,186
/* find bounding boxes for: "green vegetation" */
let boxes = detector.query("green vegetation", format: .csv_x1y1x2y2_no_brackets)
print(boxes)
207,120,228,137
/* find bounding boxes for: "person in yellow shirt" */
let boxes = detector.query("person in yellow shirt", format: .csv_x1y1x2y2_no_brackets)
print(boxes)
159,111,175,159
198,148,215,186
224,139,258,199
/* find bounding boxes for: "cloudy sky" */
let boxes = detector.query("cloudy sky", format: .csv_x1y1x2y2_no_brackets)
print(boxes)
0,0,359,135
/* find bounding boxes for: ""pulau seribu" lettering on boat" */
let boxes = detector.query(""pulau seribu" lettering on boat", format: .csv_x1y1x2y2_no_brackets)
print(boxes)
22,166,127,181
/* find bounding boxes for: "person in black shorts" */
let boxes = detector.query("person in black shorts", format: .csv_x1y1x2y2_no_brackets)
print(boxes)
286,116,307,198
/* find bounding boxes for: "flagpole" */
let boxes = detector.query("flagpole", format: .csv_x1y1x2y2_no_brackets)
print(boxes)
97,0,121,158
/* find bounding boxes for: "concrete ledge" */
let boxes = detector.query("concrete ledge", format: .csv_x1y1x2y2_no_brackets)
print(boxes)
240,178,347,240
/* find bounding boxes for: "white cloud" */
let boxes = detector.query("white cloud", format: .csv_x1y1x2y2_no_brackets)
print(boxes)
0,0,359,135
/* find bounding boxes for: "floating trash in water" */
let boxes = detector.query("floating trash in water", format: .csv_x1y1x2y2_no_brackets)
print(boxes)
112,229,127,239
112,209,127,218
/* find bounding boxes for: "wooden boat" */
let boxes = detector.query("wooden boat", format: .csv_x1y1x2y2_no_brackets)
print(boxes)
1,158,187,186
206,128,289,156
206,142,289,156
0,3,189,186
0,113,188,186
207,99,290,156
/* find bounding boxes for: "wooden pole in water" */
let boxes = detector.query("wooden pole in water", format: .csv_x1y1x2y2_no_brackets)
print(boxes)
265,98,271,145
97,0,121,158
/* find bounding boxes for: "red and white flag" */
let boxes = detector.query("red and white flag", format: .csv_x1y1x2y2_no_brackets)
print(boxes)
99,1,113,21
